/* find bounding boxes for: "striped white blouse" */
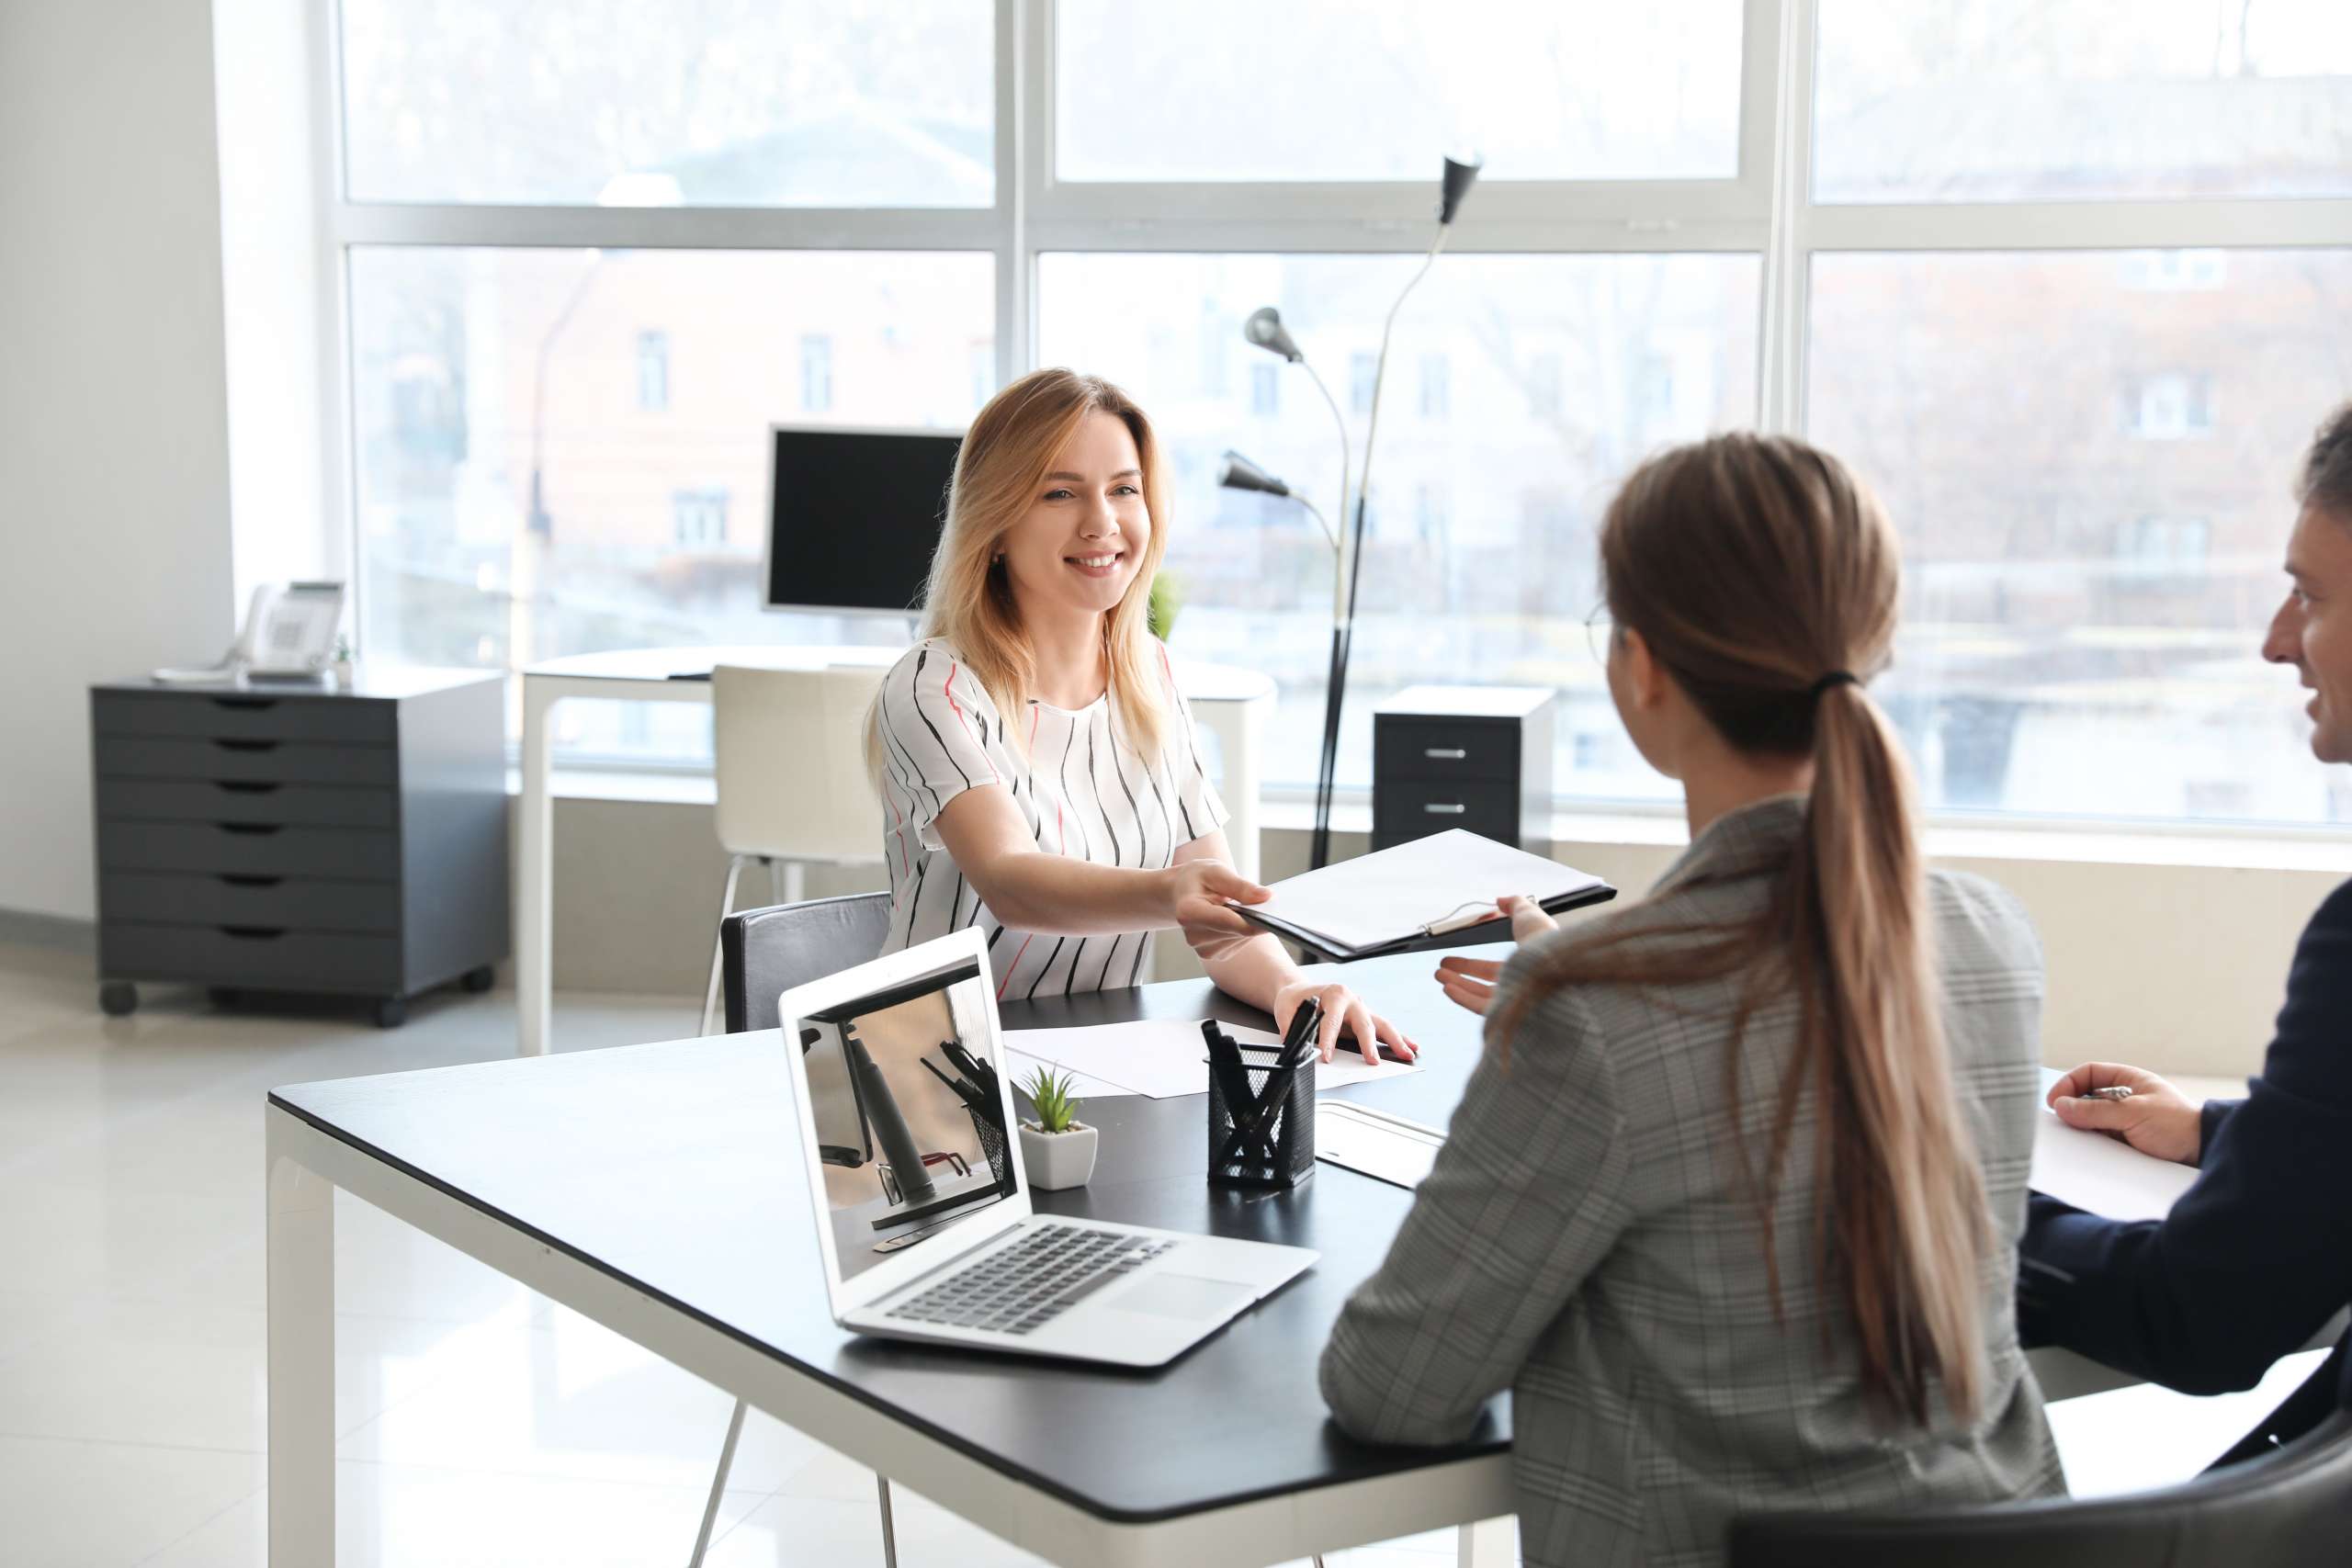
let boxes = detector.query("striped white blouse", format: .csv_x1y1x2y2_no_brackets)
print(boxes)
872,637,1229,1000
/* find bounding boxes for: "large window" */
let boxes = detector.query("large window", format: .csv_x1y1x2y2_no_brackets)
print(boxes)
1037,253,1759,797
329,0,2352,827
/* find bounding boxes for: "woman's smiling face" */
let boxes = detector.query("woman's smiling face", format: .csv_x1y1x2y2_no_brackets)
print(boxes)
996,410,1150,623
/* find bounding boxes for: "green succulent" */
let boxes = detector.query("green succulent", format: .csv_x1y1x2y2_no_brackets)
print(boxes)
1022,1064,1084,1134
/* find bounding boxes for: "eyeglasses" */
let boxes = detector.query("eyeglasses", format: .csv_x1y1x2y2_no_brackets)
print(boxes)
1583,603,1616,670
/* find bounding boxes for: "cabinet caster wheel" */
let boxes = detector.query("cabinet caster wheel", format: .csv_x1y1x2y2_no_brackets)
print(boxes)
98,980,138,1017
460,964,495,994
373,996,408,1029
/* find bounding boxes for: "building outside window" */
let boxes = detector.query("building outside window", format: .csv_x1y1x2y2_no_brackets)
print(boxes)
635,330,668,412
1250,361,1280,418
1419,354,1451,420
2129,373,2215,440
800,333,833,413
672,487,729,549
1349,351,1377,416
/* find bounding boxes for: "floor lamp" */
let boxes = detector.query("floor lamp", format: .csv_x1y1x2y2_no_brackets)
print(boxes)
1227,155,1482,868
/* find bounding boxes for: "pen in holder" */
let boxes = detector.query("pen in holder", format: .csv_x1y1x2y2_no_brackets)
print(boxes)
1204,1010,1318,1190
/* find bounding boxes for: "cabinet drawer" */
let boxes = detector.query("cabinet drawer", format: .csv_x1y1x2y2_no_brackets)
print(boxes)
95,777,395,829
1374,719,1520,783
92,736,396,787
93,691,393,745
98,821,398,880
100,873,401,933
99,921,399,993
1374,777,1521,848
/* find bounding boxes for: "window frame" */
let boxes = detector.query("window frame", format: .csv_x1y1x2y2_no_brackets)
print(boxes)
312,0,2352,832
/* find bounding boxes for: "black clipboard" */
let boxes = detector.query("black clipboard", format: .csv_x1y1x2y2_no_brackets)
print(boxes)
1238,882,1617,964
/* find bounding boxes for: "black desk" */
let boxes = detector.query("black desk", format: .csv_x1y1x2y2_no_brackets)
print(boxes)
264,947,1518,1567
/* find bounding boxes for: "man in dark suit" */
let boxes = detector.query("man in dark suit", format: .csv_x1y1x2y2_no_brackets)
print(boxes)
2018,400,2352,1465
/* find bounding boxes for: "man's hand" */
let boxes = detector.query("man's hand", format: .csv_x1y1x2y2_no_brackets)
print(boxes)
1431,894,1558,1015
2048,1061,2206,1166
1167,859,1269,961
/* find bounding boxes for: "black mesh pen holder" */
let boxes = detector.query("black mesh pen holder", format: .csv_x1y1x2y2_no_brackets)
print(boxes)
968,1104,1014,1195
1207,1044,1317,1190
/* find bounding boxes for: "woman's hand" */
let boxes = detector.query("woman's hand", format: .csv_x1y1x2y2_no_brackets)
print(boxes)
1166,859,1270,961
1432,894,1557,1015
1273,978,1418,1066
2047,1062,2207,1165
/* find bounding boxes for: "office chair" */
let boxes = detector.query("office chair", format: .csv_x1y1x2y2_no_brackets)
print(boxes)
691,893,895,1568
699,662,891,1035
1728,1406,2352,1568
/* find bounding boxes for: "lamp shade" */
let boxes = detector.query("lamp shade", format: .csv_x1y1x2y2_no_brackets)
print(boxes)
1439,154,1484,225
1242,306,1304,363
1216,450,1290,498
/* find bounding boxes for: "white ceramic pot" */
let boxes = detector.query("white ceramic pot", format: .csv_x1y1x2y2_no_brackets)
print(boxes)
1019,1122,1098,1190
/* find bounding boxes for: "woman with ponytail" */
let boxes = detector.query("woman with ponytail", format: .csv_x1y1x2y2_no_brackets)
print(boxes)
867,367,1412,1059
1319,434,2060,1566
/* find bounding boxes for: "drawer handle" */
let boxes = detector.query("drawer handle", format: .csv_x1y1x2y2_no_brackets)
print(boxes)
215,781,281,795
218,926,287,941
1423,802,1468,816
213,739,279,753
219,874,283,888
217,822,284,837
210,696,277,711
1423,747,1468,761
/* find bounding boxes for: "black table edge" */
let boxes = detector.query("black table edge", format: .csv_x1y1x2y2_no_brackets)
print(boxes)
266,1085,1507,1528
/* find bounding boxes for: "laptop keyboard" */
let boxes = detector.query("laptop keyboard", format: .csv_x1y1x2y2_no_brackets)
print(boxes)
885,1224,1175,1337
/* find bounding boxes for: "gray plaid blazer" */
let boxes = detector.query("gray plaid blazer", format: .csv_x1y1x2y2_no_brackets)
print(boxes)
1320,795,2064,1567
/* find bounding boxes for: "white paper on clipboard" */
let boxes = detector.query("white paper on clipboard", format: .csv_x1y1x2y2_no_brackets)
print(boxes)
1316,1100,1447,1189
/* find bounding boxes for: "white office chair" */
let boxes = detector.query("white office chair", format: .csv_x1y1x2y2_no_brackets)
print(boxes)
698,662,891,1036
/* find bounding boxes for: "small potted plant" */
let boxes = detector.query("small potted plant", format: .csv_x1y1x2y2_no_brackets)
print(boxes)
1017,1066,1097,1191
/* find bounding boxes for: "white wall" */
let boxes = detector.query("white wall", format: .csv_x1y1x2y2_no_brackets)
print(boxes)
213,0,332,605
0,0,236,919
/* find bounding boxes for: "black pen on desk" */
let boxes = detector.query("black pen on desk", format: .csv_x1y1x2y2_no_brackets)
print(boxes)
1278,997,1323,1069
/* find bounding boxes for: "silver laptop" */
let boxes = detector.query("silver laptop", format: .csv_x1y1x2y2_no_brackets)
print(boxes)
778,927,1317,1367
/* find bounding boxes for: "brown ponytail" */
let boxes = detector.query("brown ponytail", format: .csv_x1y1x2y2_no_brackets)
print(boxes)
1496,434,1992,1425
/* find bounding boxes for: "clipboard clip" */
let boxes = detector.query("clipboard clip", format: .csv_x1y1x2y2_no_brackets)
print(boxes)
1421,899,1501,938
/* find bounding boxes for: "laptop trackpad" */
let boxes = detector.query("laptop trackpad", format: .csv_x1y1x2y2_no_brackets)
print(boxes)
1105,1273,1255,1321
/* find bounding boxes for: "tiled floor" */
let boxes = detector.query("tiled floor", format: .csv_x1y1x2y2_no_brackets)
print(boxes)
0,940,2319,1566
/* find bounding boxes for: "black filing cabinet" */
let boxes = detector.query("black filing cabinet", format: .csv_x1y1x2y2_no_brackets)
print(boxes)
89,668,509,1027
1373,685,1555,854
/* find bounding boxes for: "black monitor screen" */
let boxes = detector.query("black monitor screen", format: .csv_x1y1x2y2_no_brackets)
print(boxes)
765,426,962,614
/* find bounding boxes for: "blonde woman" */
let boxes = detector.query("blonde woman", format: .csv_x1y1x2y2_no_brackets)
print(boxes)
868,367,1414,1063
1320,435,2060,1566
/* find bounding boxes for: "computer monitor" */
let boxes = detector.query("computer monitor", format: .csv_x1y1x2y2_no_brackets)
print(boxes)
763,424,963,615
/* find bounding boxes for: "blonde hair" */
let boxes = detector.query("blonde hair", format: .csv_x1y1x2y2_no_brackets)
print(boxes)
867,368,1172,783
1496,434,1993,1427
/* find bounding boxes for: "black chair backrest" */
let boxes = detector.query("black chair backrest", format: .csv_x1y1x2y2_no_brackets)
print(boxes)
719,892,893,1034
1729,1408,2352,1568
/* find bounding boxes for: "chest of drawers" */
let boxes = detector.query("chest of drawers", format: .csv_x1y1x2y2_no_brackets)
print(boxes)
89,669,508,1027
1372,684,1555,855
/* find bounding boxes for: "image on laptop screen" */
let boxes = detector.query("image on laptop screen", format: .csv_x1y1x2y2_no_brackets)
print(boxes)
794,956,1017,1283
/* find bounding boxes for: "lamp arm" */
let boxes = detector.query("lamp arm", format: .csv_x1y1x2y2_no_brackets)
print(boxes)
1295,359,1352,626
1350,223,1450,620
1288,494,1338,556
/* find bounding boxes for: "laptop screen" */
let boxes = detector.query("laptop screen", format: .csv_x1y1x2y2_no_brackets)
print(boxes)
795,956,1018,1284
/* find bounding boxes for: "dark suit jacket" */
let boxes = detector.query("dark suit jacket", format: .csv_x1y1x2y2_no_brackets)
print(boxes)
2018,879,2352,1458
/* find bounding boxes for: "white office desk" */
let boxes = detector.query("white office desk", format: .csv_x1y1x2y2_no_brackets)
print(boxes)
516,645,1274,1057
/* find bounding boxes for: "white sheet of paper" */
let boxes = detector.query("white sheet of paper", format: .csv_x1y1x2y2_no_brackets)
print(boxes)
1003,1019,1422,1100
2029,1109,2199,1222
1002,1049,1130,1102
1248,829,1610,953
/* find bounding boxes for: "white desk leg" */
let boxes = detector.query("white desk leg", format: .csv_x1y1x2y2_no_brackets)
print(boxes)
267,1131,335,1564
1193,692,1271,884
517,679,558,1056
1457,1515,1514,1567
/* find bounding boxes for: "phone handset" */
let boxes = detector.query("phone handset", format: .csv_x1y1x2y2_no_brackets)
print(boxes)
152,581,346,685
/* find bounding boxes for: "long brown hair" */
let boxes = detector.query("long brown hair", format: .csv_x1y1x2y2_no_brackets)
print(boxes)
866,368,1173,783
1497,433,1992,1426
